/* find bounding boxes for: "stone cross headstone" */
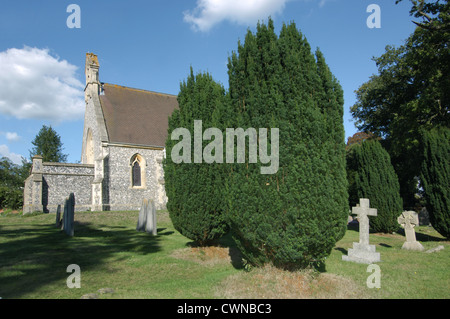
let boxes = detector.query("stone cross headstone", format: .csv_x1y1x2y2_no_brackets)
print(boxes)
56,204,62,228
63,193,75,237
342,198,381,264
398,211,424,251
136,199,157,236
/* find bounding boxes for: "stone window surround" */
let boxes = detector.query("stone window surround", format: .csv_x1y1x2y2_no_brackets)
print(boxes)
129,153,147,190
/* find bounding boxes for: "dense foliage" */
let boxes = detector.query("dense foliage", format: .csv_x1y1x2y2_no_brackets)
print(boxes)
164,69,230,245
29,125,68,163
225,20,348,269
420,127,450,239
347,140,403,233
351,0,449,207
0,157,30,210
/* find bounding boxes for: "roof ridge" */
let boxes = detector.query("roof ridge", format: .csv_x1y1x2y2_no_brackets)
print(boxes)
102,82,178,98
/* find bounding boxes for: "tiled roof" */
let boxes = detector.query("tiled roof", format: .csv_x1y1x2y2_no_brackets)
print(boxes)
99,83,178,148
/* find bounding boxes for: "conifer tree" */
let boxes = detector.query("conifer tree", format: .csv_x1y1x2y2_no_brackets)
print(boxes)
226,20,348,269
29,125,68,163
420,127,450,239
349,140,403,233
164,68,229,245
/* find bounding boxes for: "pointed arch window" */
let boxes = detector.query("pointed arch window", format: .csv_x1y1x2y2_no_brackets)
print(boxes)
130,154,146,189
132,160,141,187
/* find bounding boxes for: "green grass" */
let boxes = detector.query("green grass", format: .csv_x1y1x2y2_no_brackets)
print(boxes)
0,210,448,299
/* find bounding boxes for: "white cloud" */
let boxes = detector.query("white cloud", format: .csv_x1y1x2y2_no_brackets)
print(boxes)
5,132,20,142
0,47,84,122
0,144,24,165
183,0,292,32
318,0,334,8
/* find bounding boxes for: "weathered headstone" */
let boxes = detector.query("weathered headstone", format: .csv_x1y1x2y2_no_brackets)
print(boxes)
63,193,75,237
145,199,157,236
342,198,381,264
348,215,353,224
419,207,430,226
425,245,444,254
398,211,424,251
56,204,62,228
136,198,157,236
136,199,148,232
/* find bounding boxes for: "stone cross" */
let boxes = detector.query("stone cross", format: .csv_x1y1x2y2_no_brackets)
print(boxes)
136,198,157,236
342,198,380,264
353,198,378,246
398,211,424,251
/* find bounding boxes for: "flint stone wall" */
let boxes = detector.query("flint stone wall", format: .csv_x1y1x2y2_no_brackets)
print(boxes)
23,158,94,214
42,163,94,213
102,145,166,211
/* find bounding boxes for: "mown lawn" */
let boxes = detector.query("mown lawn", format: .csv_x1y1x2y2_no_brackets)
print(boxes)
0,210,448,299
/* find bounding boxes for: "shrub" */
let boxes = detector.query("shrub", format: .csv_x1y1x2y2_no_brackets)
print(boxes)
0,186,23,210
164,69,229,245
420,127,450,239
348,139,403,233
225,20,348,269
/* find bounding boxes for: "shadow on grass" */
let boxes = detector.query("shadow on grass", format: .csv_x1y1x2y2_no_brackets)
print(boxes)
397,227,447,242
0,221,165,299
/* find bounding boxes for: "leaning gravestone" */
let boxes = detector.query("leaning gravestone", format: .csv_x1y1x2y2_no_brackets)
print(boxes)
136,199,148,232
398,211,424,251
136,199,157,236
342,198,381,264
56,204,62,228
63,193,75,237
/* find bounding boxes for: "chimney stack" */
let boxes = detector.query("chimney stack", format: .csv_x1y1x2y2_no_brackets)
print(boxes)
85,53,99,86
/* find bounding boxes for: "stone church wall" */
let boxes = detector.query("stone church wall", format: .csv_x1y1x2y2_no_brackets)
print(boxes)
42,162,94,213
102,144,166,211
23,156,94,214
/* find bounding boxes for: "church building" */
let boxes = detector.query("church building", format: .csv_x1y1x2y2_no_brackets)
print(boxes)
23,53,178,213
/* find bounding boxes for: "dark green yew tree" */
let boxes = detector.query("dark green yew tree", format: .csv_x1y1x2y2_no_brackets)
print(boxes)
420,127,450,239
348,140,403,233
226,20,348,269
164,68,229,245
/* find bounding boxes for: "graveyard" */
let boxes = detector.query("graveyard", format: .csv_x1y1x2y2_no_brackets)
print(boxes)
0,208,448,299
0,1,448,303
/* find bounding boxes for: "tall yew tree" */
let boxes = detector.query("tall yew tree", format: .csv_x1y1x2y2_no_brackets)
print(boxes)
420,127,450,239
348,140,403,233
164,69,229,245
226,20,348,269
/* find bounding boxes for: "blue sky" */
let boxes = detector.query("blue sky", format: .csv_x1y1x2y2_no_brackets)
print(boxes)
0,0,417,164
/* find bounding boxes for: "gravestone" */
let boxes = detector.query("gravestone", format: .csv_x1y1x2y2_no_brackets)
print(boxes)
347,215,353,224
136,199,148,232
63,193,75,237
419,207,430,226
56,204,62,228
425,245,444,253
398,211,424,251
136,199,157,236
342,198,381,264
